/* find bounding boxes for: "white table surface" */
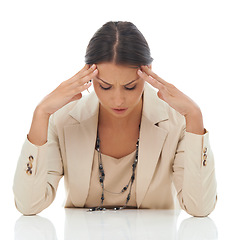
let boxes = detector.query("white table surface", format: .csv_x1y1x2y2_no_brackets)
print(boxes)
2,181,239,240
4,195,237,240
2,168,239,240
13,208,218,240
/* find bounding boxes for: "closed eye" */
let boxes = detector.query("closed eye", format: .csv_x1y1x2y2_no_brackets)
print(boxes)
99,85,137,90
99,85,112,90
125,85,136,90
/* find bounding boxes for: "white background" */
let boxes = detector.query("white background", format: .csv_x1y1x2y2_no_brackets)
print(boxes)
0,0,239,239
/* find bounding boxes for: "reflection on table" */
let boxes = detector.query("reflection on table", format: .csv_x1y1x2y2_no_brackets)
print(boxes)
14,209,218,240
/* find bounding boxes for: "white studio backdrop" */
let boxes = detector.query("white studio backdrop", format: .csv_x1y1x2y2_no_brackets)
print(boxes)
0,0,239,239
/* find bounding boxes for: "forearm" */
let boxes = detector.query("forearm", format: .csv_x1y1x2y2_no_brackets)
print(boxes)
173,126,217,217
28,106,50,146
13,114,63,215
185,108,205,135
13,139,50,215
182,131,217,216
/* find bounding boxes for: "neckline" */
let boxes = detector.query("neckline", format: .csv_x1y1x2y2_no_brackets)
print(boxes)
94,148,137,161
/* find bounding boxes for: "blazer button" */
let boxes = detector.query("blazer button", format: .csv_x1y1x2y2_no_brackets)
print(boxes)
203,147,207,154
27,162,33,168
26,156,34,175
203,152,207,167
26,169,32,175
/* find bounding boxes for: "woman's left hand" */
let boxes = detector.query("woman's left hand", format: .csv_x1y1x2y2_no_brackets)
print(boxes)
137,65,201,118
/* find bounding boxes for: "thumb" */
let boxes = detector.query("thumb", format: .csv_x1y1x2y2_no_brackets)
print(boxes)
68,93,83,103
157,91,165,101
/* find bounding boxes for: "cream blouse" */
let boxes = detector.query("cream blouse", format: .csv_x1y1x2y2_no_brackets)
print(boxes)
84,148,138,208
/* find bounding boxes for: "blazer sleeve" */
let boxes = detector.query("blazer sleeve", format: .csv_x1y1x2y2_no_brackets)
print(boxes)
13,114,63,215
172,128,217,217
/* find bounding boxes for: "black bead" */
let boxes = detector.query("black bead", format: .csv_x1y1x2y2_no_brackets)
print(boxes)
101,172,105,177
99,164,103,170
100,177,103,183
131,175,135,181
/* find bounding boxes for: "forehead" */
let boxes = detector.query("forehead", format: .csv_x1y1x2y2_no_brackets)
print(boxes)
96,63,139,83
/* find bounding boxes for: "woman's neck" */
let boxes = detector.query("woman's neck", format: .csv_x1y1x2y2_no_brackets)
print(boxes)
98,97,143,130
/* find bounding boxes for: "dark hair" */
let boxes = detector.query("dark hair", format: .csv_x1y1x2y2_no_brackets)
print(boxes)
85,21,153,67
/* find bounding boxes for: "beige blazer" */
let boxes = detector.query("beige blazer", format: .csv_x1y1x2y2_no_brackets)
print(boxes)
13,83,217,216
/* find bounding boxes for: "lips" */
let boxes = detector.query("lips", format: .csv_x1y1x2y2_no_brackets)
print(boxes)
112,108,128,114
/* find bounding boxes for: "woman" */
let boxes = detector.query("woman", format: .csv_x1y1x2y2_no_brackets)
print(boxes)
13,21,217,216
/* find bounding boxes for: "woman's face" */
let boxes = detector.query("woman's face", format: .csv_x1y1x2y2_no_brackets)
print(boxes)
92,62,145,118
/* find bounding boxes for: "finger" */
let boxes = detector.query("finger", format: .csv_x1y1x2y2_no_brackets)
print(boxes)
80,68,98,84
138,69,172,99
81,64,91,72
70,69,98,90
72,81,92,96
72,64,90,78
137,69,165,90
141,65,170,86
70,64,97,83
80,64,97,79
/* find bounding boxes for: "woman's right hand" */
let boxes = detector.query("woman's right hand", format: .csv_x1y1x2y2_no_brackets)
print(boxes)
37,64,98,116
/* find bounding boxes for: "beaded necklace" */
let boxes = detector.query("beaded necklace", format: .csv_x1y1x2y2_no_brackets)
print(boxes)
88,130,139,212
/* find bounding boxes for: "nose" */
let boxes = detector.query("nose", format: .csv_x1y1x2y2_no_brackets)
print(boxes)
113,89,125,107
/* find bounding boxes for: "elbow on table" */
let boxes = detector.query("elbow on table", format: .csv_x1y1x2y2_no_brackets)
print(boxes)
14,199,44,216
184,195,218,217
186,208,212,218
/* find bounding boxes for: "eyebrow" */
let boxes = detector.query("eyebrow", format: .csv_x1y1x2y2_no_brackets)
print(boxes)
96,77,139,86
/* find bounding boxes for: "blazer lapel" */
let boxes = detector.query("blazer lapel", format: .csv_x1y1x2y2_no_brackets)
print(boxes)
64,92,99,207
136,83,169,208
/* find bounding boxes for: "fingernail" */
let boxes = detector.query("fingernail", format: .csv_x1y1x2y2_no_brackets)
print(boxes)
91,64,96,69
93,69,98,73
138,69,143,74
